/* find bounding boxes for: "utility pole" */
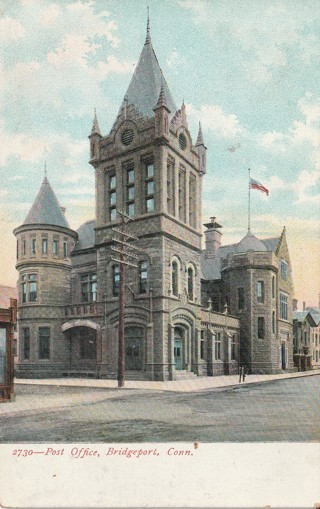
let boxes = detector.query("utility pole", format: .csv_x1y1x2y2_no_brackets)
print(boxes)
111,211,139,388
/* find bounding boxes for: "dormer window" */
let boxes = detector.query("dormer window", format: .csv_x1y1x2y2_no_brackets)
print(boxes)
281,260,288,281
179,133,187,150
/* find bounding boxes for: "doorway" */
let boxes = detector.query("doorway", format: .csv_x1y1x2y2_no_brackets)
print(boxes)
174,327,185,370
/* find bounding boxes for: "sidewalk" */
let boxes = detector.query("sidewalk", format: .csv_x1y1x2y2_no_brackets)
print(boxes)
15,368,320,393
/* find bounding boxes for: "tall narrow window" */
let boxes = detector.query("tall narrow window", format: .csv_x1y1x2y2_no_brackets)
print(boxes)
139,261,148,294
257,281,264,303
231,335,237,360
23,328,30,359
23,240,26,256
42,238,48,254
31,238,36,255
167,159,175,215
29,274,37,302
238,288,244,310
178,169,186,222
258,317,265,339
189,176,196,228
81,274,97,302
280,293,288,320
171,260,179,297
22,275,27,303
145,162,154,212
272,276,275,298
187,267,194,301
272,311,276,334
215,332,221,360
112,265,120,296
126,168,135,218
63,241,68,258
53,239,58,255
281,260,288,280
39,327,50,359
109,174,117,221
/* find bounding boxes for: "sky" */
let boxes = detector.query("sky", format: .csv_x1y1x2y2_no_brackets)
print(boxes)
0,0,319,307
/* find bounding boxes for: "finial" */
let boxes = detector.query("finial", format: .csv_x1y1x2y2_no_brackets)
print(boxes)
145,6,151,45
91,107,101,135
196,121,204,145
44,161,48,183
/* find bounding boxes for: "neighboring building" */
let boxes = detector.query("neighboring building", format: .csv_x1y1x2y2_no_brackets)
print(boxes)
201,220,294,374
12,20,293,380
0,285,18,362
293,307,320,370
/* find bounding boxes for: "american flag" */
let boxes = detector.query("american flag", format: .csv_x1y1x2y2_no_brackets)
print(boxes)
249,178,269,196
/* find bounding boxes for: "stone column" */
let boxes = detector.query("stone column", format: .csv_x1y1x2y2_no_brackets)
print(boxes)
168,324,175,381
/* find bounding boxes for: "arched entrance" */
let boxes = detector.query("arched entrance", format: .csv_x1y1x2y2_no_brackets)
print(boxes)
174,326,185,371
125,326,144,371
62,322,99,375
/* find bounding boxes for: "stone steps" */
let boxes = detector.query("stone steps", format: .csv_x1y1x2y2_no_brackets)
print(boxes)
174,370,198,380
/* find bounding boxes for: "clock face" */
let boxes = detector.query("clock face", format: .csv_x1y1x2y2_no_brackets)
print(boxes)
121,129,134,146
179,132,187,150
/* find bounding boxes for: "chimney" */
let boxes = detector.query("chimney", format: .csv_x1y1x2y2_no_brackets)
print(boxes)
204,217,222,258
303,301,306,311
293,299,298,312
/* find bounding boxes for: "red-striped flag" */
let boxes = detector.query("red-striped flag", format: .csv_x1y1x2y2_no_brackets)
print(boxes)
249,177,269,196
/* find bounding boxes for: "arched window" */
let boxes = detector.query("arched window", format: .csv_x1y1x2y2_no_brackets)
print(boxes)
171,260,179,297
139,261,148,294
272,276,275,299
187,266,194,301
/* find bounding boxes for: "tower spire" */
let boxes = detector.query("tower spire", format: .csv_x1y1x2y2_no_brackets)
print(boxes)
91,107,101,136
44,161,48,183
145,7,151,45
196,122,204,146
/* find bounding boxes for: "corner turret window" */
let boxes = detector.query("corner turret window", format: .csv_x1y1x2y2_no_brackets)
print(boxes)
272,311,276,334
109,174,117,221
63,241,68,258
53,239,59,255
31,238,36,255
81,273,97,302
42,238,48,254
22,275,27,303
23,240,26,256
126,168,135,218
272,276,275,298
29,275,37,302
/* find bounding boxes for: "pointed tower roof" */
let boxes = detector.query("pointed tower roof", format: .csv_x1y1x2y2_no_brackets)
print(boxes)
235,230,267,254
24,176,70,229
120,16,177,119
154,81,170,111
91,108,101,136
196,122,204,146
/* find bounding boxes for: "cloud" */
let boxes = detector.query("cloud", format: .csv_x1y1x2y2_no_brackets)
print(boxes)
187,103,244,139
0,17,25,43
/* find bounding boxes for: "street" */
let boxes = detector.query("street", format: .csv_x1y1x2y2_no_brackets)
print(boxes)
1,376,319,442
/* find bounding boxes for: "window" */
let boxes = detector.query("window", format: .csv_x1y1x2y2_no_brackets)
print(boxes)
215,332,221,360
258,317,265,339
63,241,68,258
109,173,117,221
178,169,186,222
23,240,26,256
257,281,264,303
42,238,48,254
53,239,59,255
81,273,97,302
29,274,37,302
281,260,288,281
280,293,288,320
316,334,318,346
238,288,244,311
13,338,17,357
22,275,27,303
200,339,205,360
167,159,175,216
145,162,155,213
272,276,275,298
31,238,36,255
231,335,237,360
112,265,120,296
189,176,196,228
187,266,194,301
23,328,30,360
139,261,148,294
272,311,276,334
126,168,135,218
316,351,319,363
171,260,179,297
39,327,50,359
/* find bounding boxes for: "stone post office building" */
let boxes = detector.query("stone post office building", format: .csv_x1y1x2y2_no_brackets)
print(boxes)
13,22,294,380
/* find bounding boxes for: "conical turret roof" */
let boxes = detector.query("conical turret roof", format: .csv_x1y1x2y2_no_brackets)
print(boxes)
120,18,177,119
235,230,267,254
23,176,70,229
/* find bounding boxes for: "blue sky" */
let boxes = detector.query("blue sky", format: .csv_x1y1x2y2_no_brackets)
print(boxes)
0,0,319,305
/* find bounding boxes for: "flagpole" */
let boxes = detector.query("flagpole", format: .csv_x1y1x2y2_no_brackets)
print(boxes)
248,168,251,232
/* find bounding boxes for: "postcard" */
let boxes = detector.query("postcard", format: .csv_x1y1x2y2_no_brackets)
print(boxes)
0,0,319,507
